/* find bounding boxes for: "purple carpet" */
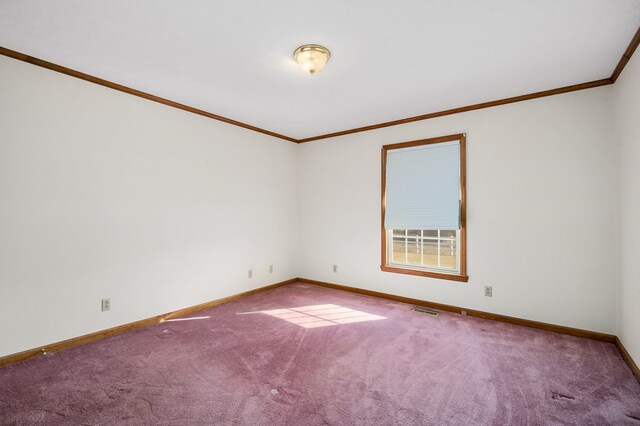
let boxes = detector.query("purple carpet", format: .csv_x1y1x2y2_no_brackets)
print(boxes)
1,283,639,425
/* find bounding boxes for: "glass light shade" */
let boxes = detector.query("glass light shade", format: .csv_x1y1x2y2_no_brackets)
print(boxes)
294,44,331,75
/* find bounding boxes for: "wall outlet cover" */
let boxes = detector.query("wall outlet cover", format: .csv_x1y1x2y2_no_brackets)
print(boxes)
101,298,111,312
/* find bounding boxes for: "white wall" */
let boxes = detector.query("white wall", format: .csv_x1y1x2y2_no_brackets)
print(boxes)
298,86,618,334
0,50,630,360
0,55,298,357
614,50,640,364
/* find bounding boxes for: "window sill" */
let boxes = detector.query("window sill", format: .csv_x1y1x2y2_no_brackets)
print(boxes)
380,265,469,282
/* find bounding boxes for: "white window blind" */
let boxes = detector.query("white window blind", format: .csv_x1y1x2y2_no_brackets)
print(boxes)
384,140,461,230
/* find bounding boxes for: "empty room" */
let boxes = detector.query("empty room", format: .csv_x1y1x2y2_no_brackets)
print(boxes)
1,1,640,424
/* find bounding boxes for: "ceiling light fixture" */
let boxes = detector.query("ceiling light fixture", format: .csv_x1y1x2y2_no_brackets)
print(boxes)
293,44,331,75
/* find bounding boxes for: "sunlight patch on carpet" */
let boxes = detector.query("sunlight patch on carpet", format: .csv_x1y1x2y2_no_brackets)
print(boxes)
164,316,211,322
238,304,386,328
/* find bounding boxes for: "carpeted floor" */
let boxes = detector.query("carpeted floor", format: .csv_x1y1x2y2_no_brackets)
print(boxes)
1,282,639,425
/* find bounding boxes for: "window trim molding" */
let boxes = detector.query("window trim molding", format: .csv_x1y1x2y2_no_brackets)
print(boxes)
380,133,468,283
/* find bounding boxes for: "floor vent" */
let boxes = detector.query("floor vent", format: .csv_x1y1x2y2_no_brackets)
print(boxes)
413,307,439,316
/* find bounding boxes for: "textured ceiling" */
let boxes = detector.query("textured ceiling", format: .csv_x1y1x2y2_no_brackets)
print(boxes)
1,0,639,139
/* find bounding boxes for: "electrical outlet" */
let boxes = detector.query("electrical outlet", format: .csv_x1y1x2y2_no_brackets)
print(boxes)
248,269,253,278
101,298,111,312
333,264,338,273
461,310,467,316
484,286,493,297
269,265,273,274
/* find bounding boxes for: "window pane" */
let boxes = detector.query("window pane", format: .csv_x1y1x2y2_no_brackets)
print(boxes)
392,237,407,263
421,240,438,268
388,229,459,273
439,239,457,269
406,236,421,265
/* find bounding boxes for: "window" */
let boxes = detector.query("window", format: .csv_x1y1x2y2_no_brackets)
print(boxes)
381,134,467,282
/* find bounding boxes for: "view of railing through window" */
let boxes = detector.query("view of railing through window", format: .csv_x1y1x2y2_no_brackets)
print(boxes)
390,229,458,271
